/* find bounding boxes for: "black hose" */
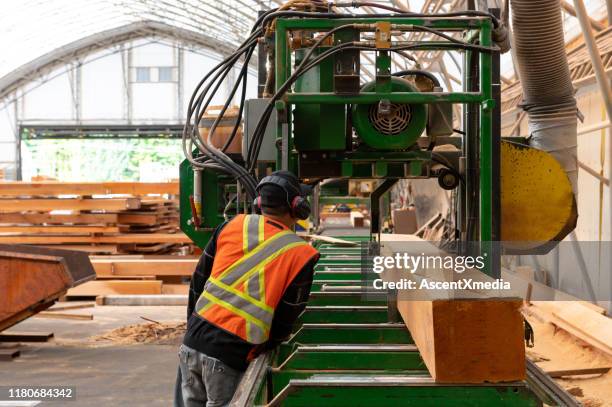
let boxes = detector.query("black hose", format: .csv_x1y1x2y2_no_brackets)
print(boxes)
392,70,441,88
184,7,501,200
260,10,501,28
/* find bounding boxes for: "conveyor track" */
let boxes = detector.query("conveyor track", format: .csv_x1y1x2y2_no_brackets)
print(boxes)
232,236,561,406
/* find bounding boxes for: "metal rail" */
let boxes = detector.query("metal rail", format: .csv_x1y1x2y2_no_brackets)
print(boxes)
526,360,582,407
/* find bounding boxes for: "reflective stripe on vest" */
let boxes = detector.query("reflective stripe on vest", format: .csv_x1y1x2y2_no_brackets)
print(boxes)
195,215,308,343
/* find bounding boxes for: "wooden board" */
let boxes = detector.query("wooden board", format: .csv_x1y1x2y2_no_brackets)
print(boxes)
47,303,94,312
91,258,197,277
0,198,140,211
397,299,526,383
298,234,359,246
0,233,191,244
546,367,611,378
0,349,20,360
66,280,163,296
0,332,54,342
0,213,119,224
116,213,160,225
38,245,119,254
549,302,612,356
117,243,177,253
0,181,179,196
35,312,93,320
383,234,526,383
0,225,120,234
350,211,365,227
162,284,189,295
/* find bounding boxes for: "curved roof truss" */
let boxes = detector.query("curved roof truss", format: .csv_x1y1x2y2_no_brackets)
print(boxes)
0,20,243,101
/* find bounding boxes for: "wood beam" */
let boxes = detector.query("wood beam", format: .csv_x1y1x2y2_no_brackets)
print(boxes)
561,1,605,31
0,213,119,224
0,181,178,196
382,234,526,383
91,258,198,277
0,233,191,244
0,226,120,234
66,280,163,296
0,198,141,211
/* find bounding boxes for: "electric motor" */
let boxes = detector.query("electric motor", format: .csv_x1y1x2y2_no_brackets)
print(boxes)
351,77,427,150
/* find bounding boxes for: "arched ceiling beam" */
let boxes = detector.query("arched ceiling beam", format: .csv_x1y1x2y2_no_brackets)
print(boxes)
0,20,246,101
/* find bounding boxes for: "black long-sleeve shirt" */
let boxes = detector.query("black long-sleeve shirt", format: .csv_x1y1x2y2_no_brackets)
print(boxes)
183,220,318,371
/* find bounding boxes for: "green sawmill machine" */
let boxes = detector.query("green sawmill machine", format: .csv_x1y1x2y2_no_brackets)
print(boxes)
179,3,579,406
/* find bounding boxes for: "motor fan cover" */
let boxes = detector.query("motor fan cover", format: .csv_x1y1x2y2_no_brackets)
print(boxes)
352,78,427,150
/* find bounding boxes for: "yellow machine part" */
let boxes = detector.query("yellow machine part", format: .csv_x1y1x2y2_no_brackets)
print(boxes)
501,140,577,253
297,218,311,231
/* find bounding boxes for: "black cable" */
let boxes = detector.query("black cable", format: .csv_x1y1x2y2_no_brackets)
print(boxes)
183,39,259,196
184,7,501,200
392,69,441,87
247,37,495,168
246,25,357,169
260,10,501,28
415,25,497,53
184,29,263,182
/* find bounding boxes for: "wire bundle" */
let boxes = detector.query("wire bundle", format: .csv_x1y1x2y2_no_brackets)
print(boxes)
182,3,501,201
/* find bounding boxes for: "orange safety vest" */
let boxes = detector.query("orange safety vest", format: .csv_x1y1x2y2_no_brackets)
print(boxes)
195,214,319,344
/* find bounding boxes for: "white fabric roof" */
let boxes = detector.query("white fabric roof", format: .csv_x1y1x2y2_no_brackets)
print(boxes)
0,0,607,93
0,0,276,79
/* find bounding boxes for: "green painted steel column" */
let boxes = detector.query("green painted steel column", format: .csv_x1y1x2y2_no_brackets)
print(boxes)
479,19,494,275
275,20,289,170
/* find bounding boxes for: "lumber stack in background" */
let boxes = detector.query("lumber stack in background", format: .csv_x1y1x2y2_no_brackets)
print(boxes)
0,181,190,255
0,182,197,298
65,255,197,298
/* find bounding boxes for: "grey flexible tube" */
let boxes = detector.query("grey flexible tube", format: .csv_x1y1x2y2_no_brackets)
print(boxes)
511,0,578,193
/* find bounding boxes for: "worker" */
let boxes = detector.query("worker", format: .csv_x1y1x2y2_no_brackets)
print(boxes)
176,170,320,407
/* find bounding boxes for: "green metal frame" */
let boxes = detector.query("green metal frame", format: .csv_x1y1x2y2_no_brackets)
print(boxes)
239,237,541,406
179,154,235,248
273,16,495,272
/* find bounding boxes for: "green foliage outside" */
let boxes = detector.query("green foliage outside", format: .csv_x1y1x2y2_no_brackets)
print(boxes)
21,138,183,181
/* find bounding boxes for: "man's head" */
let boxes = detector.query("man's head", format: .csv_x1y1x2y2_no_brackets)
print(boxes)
254,170,311,226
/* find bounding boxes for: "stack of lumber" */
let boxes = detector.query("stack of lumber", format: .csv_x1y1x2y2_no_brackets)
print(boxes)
0,181,191,254
65,255,197,298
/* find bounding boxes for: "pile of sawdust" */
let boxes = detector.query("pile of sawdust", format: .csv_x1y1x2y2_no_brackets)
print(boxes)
526,317,612,407
92,321,186,345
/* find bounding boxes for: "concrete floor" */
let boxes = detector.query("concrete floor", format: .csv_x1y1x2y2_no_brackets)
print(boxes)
1,304,187,406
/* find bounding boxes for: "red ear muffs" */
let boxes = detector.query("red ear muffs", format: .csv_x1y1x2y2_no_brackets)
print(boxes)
291,196,301,210
291,196,311,220
252,196,262,214
253,174,311,219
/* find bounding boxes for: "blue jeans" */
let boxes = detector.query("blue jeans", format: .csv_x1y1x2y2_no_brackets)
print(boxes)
176,344,244,407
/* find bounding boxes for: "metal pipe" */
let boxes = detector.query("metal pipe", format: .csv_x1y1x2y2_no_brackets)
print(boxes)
577,120,611,136
511,0,578,194
193,168,203,220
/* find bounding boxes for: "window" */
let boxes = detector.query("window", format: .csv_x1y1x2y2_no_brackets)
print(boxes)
135,67,151,82
158,67,174,82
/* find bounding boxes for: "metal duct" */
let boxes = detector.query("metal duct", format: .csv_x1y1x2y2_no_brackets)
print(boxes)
511,0,578,193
